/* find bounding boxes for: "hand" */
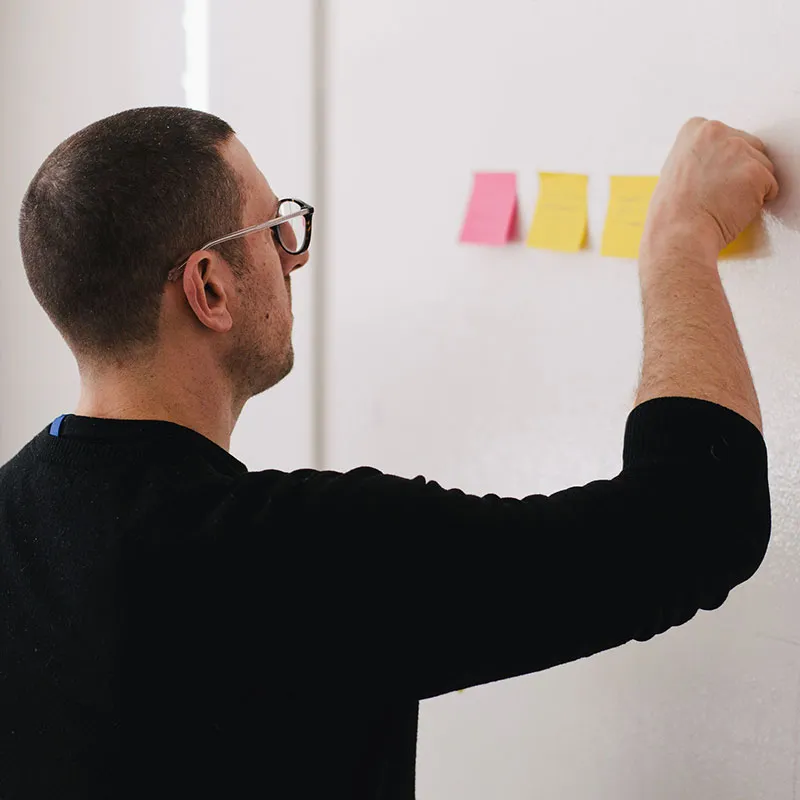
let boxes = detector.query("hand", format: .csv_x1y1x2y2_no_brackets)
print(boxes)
643,118,779,258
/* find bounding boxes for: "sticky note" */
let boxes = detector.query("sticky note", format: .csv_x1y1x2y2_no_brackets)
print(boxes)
526,173,588,252
601,176,660,259
459,172,518,245
720,222,761,259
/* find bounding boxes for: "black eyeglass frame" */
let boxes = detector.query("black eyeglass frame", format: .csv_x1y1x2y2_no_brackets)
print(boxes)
167,197,314,281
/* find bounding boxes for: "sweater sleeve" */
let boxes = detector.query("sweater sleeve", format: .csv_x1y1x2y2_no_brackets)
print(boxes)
254,397,770,700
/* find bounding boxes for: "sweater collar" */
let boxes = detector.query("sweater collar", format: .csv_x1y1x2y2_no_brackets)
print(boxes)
42,413,247,477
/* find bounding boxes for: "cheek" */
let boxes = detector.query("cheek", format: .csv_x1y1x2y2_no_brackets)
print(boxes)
252,234,281,277
246,252,290,327
251,251,284,301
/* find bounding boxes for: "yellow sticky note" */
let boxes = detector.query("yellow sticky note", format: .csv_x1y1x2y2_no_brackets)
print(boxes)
601,176,660,259
720,222,761,259
526,173,588,252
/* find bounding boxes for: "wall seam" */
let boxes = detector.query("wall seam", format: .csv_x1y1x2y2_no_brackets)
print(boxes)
311,0,327,470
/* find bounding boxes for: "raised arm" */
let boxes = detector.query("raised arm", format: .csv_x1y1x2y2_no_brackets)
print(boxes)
226,121,774,703
636,118,779,431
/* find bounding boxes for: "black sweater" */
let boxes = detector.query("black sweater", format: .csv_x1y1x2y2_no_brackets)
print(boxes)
0,398,770,799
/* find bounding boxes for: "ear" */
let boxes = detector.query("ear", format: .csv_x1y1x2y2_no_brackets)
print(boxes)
181,251,234,333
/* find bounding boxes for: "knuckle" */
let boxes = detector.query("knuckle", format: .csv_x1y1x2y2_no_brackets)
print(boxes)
727,136,751,156
741,163,768,192
683,116,706,135
704,119,728,138
745,161,765,181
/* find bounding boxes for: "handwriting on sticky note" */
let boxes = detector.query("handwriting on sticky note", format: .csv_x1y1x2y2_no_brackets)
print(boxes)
459,173,518,245
526,173,588,252
601,176,659,259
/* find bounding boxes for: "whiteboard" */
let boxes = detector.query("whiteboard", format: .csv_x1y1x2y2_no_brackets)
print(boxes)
325,1,800,797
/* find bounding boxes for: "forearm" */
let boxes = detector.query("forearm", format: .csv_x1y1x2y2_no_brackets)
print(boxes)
636,231,762,432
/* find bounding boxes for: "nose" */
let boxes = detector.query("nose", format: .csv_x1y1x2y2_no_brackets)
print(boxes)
282,247,310,276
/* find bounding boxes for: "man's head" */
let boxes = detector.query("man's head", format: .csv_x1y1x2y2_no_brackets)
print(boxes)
19,106,308,407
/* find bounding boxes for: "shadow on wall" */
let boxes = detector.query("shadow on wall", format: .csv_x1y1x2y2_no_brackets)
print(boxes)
725,119,800,261
762,118,800,234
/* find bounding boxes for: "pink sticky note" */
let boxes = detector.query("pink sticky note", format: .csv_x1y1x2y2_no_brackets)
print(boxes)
459,172,518,245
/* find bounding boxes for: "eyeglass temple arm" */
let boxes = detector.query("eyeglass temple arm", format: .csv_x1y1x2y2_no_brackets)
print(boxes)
168,206,312,280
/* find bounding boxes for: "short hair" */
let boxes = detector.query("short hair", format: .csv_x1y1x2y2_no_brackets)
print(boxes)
19,106,247,357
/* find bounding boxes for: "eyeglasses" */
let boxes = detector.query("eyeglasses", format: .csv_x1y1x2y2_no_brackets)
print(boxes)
167,198,314,282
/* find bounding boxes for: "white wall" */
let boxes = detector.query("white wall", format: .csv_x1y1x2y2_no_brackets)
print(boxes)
325,0,800,797
209,0,317,471
0,0,185,461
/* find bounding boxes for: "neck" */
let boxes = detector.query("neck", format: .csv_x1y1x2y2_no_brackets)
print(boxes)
74,347,241,451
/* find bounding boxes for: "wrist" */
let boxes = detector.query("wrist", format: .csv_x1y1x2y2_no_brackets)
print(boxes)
640,218,720,275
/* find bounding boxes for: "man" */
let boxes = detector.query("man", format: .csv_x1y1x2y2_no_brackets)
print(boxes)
0,107,776,799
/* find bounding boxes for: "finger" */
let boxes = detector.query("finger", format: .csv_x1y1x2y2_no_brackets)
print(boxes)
763,168,780,203
728,126,768,153
745,143,776,174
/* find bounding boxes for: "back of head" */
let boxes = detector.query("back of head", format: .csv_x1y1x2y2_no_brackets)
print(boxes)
19,106,246,360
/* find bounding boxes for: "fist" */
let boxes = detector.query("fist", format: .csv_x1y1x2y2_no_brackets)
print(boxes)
645,118,779,254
